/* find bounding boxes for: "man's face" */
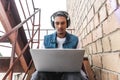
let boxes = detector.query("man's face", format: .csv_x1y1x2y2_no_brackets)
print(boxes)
54,16,67,36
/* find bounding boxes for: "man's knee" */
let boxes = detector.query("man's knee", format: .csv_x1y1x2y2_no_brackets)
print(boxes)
61,72,82,80
31,71,47,80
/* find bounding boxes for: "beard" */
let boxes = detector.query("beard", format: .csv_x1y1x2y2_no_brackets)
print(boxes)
57,29,65,34
56,28,66,38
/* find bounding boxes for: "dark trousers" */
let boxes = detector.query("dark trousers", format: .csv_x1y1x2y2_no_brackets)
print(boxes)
31,71,87,80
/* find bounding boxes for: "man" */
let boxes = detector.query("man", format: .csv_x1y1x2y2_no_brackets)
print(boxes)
31,11,87,80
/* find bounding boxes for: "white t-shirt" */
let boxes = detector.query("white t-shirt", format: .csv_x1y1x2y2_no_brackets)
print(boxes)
41,37,66,49
57,37,66,49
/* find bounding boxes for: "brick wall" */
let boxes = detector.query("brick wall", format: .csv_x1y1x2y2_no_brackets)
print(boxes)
67,0,120,80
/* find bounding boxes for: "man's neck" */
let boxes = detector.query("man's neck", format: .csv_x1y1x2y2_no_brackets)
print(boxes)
57,32,66,38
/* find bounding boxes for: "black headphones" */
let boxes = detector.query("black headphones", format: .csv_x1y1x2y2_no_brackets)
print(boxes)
50,11,71,28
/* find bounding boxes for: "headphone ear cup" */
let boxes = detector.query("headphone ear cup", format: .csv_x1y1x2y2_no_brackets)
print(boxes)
51,21,55,28
50,16,55,28
67,18,70,28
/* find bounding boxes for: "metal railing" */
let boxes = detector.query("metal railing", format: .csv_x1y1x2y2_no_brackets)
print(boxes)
0,8,41,80
0,0,41,79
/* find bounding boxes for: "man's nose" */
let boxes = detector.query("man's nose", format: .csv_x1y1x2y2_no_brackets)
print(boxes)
58,24,62,28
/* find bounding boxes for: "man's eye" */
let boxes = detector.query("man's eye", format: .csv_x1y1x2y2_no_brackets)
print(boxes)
55,22,65,25
61,22,65,25
55,22,59,25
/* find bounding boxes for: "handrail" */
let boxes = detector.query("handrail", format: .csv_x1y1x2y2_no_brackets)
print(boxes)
0,30,5,33
32,0,35,11
0,45,12,48
0,9,40,42
8,30,18,80
31,8,41,48
2,28,39,80
18,0,32,39
22,59,33,80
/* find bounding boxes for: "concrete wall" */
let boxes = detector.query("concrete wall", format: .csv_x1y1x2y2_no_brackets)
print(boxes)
67,0,120,80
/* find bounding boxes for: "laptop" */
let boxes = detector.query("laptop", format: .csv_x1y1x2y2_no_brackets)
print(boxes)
30,49,85,72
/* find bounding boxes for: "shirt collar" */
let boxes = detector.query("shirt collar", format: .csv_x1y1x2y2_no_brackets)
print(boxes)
50,32,71,43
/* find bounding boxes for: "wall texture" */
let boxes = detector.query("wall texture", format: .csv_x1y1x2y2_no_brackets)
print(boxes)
67,0,120,80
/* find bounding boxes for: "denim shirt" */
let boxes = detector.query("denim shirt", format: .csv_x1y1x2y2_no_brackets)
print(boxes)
44,32,78,49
